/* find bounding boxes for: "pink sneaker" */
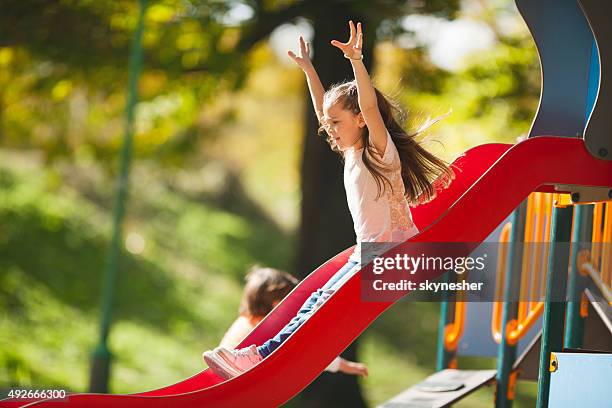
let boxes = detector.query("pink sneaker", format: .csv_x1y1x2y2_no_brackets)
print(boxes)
204,345,262,379
203,348,241,380
217,344,262,371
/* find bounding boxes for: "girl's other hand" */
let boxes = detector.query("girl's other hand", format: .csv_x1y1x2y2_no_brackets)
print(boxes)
287,36,314,71
330,20,363,59
339,359,369,377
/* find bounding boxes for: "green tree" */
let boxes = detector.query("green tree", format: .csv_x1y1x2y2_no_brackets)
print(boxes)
1,1,467,405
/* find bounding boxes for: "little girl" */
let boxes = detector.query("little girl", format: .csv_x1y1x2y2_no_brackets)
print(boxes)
204,20,454,380
215,266,368,377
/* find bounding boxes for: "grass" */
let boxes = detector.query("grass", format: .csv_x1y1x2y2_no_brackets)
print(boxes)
0,153,537,406
0,154,292,393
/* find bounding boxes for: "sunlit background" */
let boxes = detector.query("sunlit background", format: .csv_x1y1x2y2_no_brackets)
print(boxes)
1,0,541,406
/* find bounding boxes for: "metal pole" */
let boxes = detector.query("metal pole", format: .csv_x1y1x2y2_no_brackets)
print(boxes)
564,204,593,348
89,0,147,393
536,204,574,408
436,272,454,371
495,202,527,408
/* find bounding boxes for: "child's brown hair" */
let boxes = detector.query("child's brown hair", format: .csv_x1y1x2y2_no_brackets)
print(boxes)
320,80,455,206
239,266,299,318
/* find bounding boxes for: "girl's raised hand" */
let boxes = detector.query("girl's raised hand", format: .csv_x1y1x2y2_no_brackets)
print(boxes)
287,36,314,71
330,20,363,59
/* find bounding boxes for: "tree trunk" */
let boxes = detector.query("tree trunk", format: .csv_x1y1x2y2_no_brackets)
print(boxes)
294,5,378,408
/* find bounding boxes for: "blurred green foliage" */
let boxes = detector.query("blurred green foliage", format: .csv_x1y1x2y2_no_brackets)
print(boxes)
0,0,541,405
0,158,536,404
374,35,538,162
0,0,461,167
0,156,293,391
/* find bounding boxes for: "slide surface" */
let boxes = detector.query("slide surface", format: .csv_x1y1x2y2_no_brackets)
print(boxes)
4,137,612,407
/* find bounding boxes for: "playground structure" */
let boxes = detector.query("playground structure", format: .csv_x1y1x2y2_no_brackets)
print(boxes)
383,0,612,406
1,0,611,407
383,192,611,407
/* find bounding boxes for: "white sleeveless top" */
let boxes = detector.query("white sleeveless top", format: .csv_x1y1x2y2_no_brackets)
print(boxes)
344,130,419,263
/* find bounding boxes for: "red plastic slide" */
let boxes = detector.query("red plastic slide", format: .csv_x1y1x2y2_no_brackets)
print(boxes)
4,137,611,407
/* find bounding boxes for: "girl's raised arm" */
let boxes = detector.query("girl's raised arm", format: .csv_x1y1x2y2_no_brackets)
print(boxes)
288,36,325,124
331,21,388,155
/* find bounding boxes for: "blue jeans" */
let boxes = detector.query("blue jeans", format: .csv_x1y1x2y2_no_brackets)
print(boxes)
257,260,359,358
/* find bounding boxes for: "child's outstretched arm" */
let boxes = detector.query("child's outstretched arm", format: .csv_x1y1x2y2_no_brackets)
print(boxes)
288,36,325,124
331,21,388,155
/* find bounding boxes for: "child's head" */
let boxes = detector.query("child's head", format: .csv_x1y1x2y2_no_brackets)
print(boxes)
239,266,299,318
321,82,366,152
319,79,455,206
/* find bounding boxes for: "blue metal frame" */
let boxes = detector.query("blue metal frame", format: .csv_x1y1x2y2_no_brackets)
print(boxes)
495,202,527,408
578,0,612,160
536,205,574,408
515,0,595,138
564,205,594,349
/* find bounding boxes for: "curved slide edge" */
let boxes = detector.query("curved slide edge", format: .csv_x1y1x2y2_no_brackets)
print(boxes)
9,137,612,407
0,142,512,408
137,142,514,397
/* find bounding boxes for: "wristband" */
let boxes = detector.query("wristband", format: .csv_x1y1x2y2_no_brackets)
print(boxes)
343,53,363,60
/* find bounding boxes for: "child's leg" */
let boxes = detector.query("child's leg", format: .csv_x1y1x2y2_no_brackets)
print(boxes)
327,261,361,291
321,260,359,290
257,260,359,358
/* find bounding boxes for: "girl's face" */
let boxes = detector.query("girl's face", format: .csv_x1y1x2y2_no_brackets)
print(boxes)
322,102,366,151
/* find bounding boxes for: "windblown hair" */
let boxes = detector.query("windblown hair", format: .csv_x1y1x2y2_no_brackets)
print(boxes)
239,266,299,318
319,80,455,206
